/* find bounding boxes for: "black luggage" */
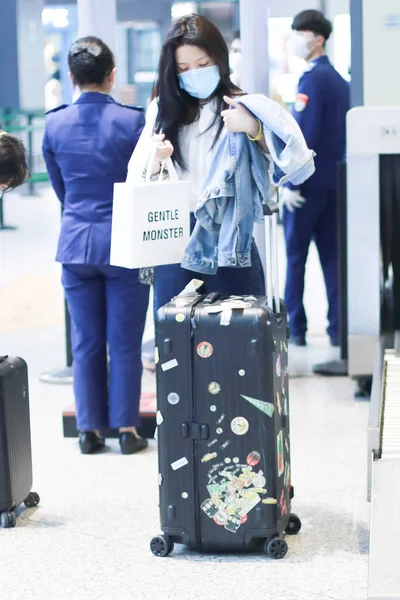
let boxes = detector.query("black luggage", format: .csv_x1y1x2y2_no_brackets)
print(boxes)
151,213,301,558
0,356,39,528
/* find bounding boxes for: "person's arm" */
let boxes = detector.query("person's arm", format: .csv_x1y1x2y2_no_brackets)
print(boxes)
246,116,269,154
42,127,65,204
221,96,269,153
292,72,323,154
127,99,161,181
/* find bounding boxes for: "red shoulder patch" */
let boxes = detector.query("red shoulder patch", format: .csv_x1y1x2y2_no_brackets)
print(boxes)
294,93,309,112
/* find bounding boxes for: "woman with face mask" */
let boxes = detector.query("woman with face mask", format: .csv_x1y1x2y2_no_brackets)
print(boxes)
129,14,269,312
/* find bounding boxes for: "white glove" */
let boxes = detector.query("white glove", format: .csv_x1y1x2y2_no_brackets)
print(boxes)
279,188,306,213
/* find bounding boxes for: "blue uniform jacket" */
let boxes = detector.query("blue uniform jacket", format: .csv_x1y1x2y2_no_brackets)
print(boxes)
289,55,349,192
42,92,145,264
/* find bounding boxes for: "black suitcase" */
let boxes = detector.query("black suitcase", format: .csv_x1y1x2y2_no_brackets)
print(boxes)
151,214,301,558
0,356,39,528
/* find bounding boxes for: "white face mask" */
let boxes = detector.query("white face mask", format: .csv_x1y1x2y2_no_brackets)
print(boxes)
288,32,316,60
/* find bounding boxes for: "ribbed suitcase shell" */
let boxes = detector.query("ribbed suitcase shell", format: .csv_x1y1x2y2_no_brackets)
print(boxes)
0,357,33,512
155,293,292,552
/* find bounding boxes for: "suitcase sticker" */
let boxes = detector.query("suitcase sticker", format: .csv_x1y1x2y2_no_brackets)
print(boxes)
201,458,268,534
277,430,284,477
240,395,275,417
197,341,213,358
201,499,220,518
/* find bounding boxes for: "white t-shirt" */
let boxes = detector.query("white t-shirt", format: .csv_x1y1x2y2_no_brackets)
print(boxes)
127,98,221,212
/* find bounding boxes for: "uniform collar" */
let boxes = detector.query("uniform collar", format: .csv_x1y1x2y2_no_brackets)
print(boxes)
308,54,330,69
75,92,115,104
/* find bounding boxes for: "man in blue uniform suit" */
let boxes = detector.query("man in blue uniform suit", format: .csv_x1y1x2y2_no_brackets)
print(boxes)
281,10,350,346
43,37,149,455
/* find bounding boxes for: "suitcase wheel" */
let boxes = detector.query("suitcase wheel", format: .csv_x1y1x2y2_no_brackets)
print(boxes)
285,513,302,536
24,492,40,509
265,537,288,559
150,535,174,558
0,511,16,529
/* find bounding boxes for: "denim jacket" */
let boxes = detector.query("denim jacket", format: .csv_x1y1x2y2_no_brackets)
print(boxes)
181,94,315,274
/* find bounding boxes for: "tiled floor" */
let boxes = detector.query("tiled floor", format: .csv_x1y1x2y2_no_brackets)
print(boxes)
0,189,370,600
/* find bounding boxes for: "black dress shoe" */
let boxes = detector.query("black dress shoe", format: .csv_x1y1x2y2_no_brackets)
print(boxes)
289,334,306,347
79,431,105,455
119,432,149,455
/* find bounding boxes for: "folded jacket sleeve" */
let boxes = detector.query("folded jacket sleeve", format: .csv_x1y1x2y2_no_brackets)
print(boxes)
42,127,65,204
287,73,321,190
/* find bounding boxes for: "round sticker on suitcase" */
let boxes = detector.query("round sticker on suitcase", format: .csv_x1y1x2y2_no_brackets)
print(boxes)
197,341,213,359
230,417,249,436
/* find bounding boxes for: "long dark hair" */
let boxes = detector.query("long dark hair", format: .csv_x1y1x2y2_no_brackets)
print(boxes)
152,14,241,170
68,36,115,88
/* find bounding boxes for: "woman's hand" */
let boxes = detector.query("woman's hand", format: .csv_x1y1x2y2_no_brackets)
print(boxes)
151,134,174,174
221,96,260,138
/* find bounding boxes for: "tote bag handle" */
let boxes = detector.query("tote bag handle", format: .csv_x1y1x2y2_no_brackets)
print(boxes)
145,144,179,184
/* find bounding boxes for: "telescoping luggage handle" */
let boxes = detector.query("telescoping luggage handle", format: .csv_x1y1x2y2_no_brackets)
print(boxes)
263,198,280,314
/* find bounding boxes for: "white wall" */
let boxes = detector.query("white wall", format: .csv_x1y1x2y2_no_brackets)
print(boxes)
326,0,350,69
77,0,117,52
326,0,349,19
17,0,46,109
363,0,400,105
266,0,320,19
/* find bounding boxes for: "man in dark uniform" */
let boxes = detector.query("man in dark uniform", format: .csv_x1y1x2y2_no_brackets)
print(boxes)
281,10,349,346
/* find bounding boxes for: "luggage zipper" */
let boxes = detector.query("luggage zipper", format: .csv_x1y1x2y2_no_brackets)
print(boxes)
189,308,203,551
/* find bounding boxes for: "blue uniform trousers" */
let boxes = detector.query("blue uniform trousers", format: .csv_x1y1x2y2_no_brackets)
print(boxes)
62,264,149,431
282,188,338,339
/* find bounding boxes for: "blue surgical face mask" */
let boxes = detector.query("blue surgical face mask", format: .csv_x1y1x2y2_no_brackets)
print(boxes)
178,65,220,100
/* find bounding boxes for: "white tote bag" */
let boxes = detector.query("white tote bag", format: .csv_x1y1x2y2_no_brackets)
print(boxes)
110,152,190,269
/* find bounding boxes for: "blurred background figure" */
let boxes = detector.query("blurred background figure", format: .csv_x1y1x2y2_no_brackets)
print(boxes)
44,41,63,110
281,10,349,347
45,70,63,111
229,30,241,87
